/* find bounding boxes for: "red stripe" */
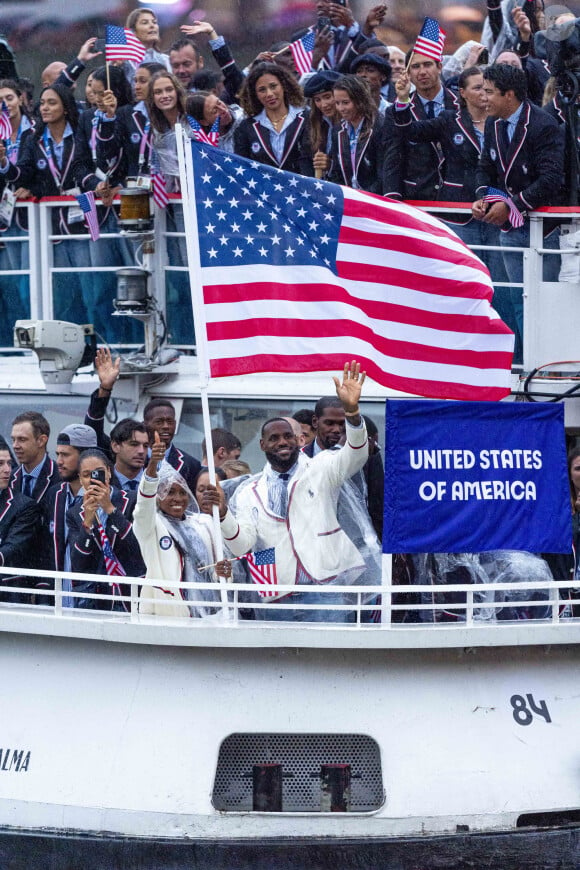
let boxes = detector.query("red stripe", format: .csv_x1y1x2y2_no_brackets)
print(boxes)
203,281,508,330
339,223,490,278
207,317,512,369
209,353,511,401
337,260,493,301
344,195,456,242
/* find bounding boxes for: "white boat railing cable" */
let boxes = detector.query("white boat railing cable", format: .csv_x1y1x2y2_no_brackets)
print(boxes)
0,564,577,628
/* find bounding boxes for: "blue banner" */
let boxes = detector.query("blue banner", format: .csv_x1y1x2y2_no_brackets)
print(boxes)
383,400,571,554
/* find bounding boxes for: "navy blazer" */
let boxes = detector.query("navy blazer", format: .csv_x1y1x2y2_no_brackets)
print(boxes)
393,105,483,223
234,110,312,175
73,107,127,193
0,487,40,572
328,116,385,194
475,101,565,215
11,455,59,507
383,87,459,200
68,487,145,610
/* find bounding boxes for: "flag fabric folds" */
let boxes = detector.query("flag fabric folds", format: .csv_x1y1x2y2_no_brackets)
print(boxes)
245,548,279,598
105,25,146,64
76,191,100,241
289,29,316,76
0,101,11,140
187,115,220,146
413,17,446,62
483,186,525,228
184,138,514,401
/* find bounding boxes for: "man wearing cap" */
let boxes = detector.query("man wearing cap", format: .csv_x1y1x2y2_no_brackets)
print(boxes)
351,53,392,115
41,424,98,590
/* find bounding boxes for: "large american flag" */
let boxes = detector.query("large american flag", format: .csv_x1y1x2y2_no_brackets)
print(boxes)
76,191,100,241
184,139,513,401
0,101,11,140
290,29,316,76
413,17,446,62
245,548,279,598
105,25,146,64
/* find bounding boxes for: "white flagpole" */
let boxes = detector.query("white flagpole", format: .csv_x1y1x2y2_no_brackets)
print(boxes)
176,125,230,617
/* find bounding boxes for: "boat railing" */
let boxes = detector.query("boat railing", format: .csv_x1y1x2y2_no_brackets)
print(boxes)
0,564,576,632
3,199,580,371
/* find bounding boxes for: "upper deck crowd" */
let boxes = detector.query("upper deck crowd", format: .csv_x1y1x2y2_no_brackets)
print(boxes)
0,0,579,354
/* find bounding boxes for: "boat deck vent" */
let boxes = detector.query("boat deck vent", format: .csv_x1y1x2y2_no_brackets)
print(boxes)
212,732,384,813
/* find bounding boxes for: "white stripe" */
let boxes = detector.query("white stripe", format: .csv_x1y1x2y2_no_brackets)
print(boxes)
337,241,490,287
205,299,513,352
207,335,512,389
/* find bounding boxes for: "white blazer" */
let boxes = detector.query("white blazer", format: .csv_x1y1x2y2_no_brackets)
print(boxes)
133,476,219,618
220,421,369,600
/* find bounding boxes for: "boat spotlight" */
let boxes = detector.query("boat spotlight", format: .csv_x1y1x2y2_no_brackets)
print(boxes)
114,268,152,313
14,320,95,386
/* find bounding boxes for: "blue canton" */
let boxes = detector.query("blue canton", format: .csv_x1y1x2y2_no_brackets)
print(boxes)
192,140,344,271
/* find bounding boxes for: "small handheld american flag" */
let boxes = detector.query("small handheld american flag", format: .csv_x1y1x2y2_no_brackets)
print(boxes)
0,101,11,140
413,17,446,63
483,187,524,228
96,521,128,611
290,29,316,76
76,191,100,241
150,148,169,209
105,25,146,64
187,115,220,146
245,548,278,598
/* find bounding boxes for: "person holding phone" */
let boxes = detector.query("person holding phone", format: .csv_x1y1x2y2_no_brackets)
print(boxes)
68,448,145,610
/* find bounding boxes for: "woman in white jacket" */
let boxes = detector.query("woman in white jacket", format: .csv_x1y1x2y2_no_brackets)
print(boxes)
133,432,229,618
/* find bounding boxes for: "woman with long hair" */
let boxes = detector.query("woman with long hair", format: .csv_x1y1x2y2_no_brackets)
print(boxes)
234,62,311,175
0,78,35,344
303,70,341,178
185,91,245,153
328,74,384,192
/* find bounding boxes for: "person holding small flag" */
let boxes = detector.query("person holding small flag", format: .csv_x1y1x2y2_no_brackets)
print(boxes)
383,17,458,200
201,361,375,623
121,7,171,86
472,63,565,360
185,91,244,154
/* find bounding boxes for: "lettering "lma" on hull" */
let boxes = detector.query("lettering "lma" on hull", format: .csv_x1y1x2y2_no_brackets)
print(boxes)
0,749,30,772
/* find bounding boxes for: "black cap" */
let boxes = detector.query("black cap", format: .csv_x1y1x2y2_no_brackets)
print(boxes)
303,70,342,98
350,53,392,79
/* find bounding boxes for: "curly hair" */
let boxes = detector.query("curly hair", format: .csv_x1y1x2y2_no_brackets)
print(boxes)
239,62,304,117
146,71,187,133
92,65,134,108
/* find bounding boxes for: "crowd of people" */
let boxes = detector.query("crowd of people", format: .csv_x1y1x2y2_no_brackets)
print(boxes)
0,352,577,622
0,0,579,356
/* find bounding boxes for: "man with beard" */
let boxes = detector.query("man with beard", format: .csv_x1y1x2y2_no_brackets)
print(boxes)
200,362,370,621
41,424,98,581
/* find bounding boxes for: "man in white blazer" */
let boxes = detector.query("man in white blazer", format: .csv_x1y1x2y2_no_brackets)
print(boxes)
202,361,369,621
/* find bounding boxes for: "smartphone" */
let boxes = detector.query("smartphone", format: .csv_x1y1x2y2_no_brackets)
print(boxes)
317,15,331,29
94,38,106,53
90,468,106,484
334,0,347,5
